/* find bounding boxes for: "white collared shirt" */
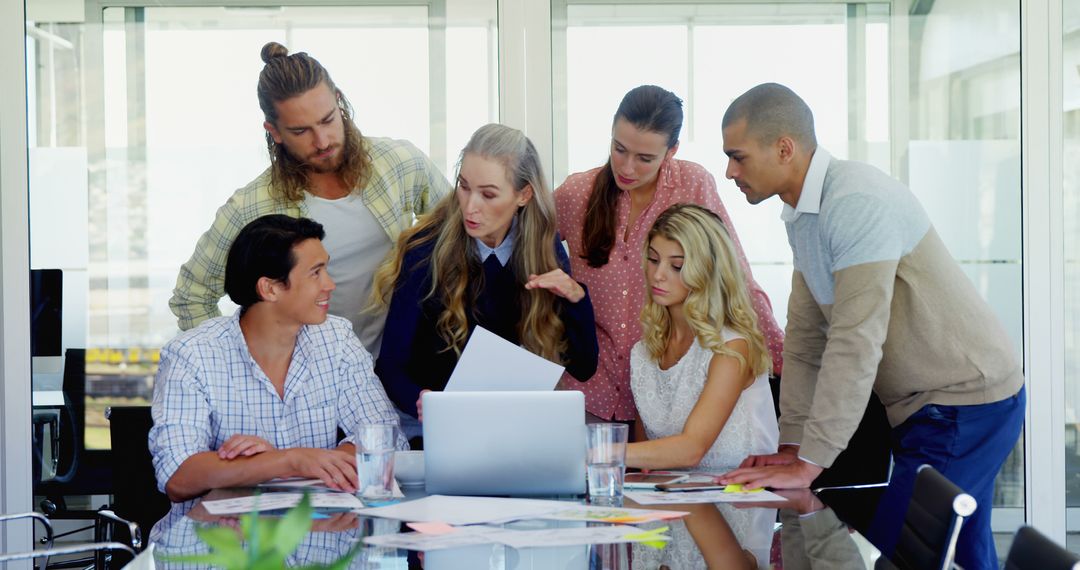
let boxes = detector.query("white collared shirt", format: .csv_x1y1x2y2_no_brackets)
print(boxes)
473,215,518,266
780,146,832,223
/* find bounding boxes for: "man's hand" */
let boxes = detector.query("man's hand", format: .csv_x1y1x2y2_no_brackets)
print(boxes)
311,512,360,532
218,435,274,460
286,448,358,493
716,457,824,490
735,444,800,469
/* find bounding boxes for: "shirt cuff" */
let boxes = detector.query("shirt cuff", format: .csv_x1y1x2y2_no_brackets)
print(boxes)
798,454,823,468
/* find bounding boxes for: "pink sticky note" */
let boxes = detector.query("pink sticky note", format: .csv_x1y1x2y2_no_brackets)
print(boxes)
407,521,457,535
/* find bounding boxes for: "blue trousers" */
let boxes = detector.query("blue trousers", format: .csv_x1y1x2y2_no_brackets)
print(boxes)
866,387,1025,570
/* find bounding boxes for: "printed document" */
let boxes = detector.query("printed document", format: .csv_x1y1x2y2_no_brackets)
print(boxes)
445,326,564,391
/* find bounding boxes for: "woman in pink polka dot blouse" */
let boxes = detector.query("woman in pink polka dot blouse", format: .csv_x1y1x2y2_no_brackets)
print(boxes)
554,85,784,423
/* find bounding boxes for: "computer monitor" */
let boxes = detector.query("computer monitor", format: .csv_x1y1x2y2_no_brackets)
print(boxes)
30,268,62,357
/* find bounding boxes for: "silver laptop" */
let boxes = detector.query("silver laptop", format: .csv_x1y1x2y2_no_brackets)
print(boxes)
422,391,586,496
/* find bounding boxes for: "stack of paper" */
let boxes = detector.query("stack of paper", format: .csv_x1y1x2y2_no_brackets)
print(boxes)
355,495,567,526
363,524,671,551
624,488,786,505
537,505,689,524
201,492,364,515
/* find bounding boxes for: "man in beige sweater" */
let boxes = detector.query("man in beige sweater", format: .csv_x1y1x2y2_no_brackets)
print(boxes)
717,83,1024,570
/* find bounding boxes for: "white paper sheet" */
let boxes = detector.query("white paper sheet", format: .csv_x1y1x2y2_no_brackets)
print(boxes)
363,526,502,551
536,505,690,523
363,524,669,551
256,478,405,498
445,326,564,391
201,492,365,515
256,477,324,488
355,495,566,526
624,489,787,505
495,525,669,549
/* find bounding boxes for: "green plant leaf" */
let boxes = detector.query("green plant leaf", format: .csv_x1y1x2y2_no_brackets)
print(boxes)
324,543,363,570
294,542,363,570
160,552,235,566
241,501,262,558
273,492,314,558
251,548,291,570
192,526,248,567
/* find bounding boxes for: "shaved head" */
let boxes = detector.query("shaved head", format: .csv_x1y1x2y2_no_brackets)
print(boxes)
723,83,817,152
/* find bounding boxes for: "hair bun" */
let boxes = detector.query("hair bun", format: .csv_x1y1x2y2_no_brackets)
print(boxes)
261,42,289,63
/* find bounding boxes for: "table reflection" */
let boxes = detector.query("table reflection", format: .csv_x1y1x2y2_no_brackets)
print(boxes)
149,487,881,569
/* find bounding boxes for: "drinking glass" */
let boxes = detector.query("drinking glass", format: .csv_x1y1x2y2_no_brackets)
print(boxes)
355,423,397,501
586,423,629,506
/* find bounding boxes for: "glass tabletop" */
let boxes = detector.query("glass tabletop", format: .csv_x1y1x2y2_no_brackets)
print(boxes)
149,486,884,569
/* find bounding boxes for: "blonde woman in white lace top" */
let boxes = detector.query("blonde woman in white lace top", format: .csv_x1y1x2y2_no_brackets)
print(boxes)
626,204,778,471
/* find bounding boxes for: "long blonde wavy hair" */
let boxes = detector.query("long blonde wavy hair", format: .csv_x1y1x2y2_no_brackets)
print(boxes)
640,204,770,377
371,123,567,360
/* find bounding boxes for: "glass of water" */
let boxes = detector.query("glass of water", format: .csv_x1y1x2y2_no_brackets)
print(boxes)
354,423,397,502
586,423,629,506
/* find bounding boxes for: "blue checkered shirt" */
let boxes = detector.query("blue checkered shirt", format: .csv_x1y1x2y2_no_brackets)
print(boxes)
148,310,406,496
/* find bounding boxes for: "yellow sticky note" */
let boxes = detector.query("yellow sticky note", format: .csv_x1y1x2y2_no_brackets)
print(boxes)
723,484,764,493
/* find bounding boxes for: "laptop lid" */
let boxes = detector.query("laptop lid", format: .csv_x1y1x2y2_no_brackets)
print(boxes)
422,391,586,496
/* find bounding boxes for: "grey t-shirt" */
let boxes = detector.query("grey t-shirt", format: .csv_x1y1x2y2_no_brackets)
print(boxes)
304,192,393,358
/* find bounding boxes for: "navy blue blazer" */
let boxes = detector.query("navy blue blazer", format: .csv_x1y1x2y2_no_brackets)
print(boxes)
374,232,598,417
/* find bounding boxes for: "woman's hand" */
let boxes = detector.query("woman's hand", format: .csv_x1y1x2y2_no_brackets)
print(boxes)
217,434,274,460
525,269,585,303
416,389,432,422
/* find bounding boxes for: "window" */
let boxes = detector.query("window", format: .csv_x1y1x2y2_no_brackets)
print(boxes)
27,1,498,449
553,0,1022,526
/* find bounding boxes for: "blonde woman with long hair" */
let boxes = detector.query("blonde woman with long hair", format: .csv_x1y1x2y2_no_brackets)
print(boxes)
372,124,598,424
626,204,777,471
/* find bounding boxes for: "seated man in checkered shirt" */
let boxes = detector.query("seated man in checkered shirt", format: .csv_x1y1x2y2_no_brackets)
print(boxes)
149,215,405,516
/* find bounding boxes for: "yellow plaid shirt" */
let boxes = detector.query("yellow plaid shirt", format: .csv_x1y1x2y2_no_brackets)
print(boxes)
169,137,452,330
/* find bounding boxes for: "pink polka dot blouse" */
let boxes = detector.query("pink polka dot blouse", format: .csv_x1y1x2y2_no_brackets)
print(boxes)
555,159,785,421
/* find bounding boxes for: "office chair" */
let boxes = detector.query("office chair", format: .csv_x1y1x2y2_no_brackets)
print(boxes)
874,464,976,570
105,405,169,543
0,510,135,570
1004,526,1080,570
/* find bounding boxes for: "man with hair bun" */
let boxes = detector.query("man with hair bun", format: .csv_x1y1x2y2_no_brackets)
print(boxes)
717,83,1024,570
170,42,450,362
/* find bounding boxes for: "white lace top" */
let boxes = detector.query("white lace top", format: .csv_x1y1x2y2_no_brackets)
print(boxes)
630,329,779,471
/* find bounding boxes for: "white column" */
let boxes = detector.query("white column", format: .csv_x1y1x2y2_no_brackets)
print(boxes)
498,0,554,185
0,0,35,564
1022,0,1066,543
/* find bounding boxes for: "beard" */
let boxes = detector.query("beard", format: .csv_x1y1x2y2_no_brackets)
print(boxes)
267,109,370,202
303,145,345,174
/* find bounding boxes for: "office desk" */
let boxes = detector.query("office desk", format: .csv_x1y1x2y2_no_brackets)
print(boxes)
148,485,882,569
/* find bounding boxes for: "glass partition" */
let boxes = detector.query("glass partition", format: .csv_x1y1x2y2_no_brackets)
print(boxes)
1063,0,1080,550
26,1,499,450
552,0,1022,540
